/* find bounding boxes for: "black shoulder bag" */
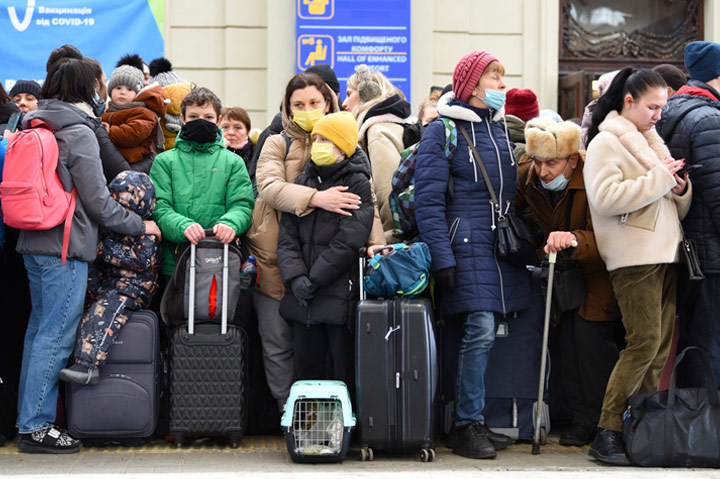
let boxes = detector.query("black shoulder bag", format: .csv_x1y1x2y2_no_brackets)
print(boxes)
551,189,585,312
457,124,537,267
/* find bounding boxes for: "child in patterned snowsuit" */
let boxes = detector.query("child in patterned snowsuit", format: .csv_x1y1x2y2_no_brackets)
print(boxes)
59,171,160,385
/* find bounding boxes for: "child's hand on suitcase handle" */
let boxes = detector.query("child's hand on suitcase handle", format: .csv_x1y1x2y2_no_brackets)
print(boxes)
291,275,316,307
543,231,578,254
213,222,236,244
184,223,206,245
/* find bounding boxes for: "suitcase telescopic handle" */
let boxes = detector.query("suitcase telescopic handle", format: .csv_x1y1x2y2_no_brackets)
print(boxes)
188,234,230,336
358,248,366,301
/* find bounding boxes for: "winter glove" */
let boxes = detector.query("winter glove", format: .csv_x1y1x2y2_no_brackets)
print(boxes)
434,267,456,291
291,275,316,307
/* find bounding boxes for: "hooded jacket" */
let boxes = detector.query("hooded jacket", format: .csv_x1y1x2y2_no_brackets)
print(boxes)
149,124,254,276
101,84,167,164
516,154,620,322
246,95,385,301
357,93,414,240
277,147,375,326
584,111,692,271
16,100,144,262
415,92,531,316
160,82,193,151
655,80,720,274
88,171,159,306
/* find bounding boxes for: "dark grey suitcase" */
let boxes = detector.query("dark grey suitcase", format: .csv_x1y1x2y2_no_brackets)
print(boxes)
355,254,437,462
439,285,550,441
169,239,247,447
66,310,160,443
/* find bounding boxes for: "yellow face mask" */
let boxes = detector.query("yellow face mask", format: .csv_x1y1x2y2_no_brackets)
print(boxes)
293,108,324,132
311,142,338,166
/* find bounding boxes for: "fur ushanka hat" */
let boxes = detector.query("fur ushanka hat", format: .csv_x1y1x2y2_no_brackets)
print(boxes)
525,117,581,159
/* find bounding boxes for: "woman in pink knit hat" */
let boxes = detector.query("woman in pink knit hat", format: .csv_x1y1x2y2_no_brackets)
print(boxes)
414,51,531,459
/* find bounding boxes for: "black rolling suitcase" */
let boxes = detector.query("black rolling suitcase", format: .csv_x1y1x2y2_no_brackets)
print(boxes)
355,253,438,462
169,238,247,447
66,310,160,444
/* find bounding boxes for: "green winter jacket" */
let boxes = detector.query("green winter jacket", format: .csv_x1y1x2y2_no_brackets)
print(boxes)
150,129,254,275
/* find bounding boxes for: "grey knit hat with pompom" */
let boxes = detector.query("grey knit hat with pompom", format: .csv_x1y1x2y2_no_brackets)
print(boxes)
107,64,144,94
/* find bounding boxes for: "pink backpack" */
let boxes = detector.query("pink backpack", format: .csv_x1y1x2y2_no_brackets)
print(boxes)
0,119,77,263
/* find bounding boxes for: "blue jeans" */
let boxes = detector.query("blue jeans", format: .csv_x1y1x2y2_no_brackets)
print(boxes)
455,310,496,426
17,254,88,434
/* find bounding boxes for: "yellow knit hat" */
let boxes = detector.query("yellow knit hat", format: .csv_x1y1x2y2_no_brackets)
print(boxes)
311,111,358,157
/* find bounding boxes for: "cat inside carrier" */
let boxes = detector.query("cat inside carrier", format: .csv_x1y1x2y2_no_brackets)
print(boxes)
281,380,355,463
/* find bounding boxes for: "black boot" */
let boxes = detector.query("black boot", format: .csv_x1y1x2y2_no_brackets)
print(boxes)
588,428,630,465
475,422,514,450
560,422,594,447
451,421,496,459
59,363,99,385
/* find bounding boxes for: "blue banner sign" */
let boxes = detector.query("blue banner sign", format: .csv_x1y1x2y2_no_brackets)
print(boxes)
0,0,165,92
295,0,411,101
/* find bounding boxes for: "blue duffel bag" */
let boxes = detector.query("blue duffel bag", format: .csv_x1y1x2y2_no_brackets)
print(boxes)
363,242,432,298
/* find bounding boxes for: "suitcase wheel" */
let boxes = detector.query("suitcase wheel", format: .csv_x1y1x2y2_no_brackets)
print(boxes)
419,448,435,462
360,446,374,461
539,427,547,446
229,436,241,449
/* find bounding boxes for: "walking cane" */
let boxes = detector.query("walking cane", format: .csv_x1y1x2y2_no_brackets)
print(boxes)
532,239,576,455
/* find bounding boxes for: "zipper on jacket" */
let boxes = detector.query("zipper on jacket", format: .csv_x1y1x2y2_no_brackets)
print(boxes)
485,121,505,210
306,206,320,329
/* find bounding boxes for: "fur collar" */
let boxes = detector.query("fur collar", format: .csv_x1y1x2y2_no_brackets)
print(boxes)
437,91,505,123
358,113,412,142
598,111,671,170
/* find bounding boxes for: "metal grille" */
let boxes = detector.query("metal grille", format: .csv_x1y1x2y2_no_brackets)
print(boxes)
291,399,344,456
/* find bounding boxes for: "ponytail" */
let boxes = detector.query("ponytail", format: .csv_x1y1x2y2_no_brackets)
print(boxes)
586,67,667,144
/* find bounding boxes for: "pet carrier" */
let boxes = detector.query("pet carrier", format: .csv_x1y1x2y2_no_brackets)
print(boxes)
281,380,355,463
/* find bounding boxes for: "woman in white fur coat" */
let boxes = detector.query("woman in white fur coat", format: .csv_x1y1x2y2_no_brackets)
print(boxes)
584,67,692,466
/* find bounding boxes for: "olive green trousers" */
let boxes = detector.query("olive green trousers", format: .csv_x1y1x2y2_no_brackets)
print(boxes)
598,263,676,432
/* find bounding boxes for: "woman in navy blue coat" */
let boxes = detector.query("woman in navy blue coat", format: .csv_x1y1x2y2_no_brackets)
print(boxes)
415,51,531,459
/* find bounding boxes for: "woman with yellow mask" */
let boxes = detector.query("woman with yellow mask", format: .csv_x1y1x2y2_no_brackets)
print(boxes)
246,73,384,412
276,111,374,394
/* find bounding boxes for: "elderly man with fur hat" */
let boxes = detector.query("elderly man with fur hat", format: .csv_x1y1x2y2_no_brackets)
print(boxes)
515,117,622,448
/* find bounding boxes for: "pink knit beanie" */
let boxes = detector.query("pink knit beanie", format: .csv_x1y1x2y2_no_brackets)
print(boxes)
452,51,498,103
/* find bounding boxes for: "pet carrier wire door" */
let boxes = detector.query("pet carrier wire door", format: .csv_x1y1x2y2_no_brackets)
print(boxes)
281,380,355,463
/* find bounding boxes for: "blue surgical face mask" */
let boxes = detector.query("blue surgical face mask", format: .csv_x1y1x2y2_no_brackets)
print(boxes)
540,160,572,192
92,91,106,116
477,88,506,111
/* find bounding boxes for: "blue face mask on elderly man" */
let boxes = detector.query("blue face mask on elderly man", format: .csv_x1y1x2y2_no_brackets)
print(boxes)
540,160,572,191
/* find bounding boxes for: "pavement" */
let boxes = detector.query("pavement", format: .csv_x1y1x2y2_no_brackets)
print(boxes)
2,432,720,478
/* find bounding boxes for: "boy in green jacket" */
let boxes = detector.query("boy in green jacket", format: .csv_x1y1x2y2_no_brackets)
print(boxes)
150,87,254,277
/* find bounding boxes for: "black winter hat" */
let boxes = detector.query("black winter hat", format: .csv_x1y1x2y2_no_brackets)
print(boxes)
9,80,42,99
306,64,340,95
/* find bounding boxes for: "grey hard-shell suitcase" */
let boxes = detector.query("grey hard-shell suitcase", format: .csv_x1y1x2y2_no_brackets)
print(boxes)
355,252,438,462
169,237,247,447
66,310,160,444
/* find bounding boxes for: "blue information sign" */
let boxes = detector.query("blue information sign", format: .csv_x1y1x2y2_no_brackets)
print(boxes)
0,0,165,92
295,0,411,101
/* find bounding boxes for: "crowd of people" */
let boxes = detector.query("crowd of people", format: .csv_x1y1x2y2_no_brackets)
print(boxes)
1,39,719,468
